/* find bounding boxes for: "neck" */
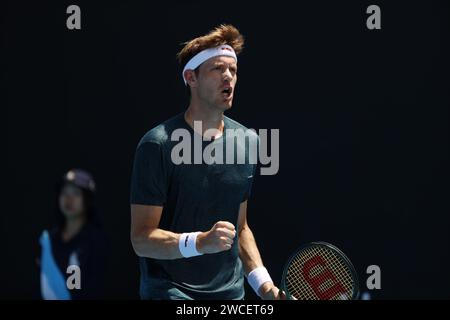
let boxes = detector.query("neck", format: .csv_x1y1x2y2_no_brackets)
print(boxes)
185,100,224,139
63,215,86,242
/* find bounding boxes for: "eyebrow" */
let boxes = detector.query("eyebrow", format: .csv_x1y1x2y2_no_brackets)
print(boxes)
212,62,238,68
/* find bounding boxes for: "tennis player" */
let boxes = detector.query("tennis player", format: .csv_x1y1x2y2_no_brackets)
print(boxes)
130,24,284,300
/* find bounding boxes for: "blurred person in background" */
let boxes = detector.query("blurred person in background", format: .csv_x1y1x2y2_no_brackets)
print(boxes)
37,169,108,299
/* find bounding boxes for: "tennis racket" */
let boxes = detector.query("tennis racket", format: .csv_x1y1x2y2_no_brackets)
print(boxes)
281,242,359,300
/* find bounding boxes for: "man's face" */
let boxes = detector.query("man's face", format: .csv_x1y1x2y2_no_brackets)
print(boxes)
195,55,237,111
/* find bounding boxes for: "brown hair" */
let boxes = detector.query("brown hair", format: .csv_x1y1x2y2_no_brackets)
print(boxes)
177,24,244,69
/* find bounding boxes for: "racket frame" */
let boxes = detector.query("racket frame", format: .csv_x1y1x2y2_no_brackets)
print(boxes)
281,241,360,300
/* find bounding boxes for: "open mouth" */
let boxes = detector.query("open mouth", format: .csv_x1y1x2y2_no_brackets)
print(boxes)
221,87,233,99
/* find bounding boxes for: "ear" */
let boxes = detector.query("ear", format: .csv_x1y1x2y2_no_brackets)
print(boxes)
184,69,198,88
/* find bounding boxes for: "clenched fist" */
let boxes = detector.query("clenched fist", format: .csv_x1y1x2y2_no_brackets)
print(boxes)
196,221,236,254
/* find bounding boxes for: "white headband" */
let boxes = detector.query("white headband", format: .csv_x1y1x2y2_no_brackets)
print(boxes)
182,44,237,85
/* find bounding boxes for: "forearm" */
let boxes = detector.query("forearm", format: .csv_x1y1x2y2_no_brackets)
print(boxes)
132,228,184,260
238,225,264,275
132,219,235,260
239,225,278,298
236,203,284,300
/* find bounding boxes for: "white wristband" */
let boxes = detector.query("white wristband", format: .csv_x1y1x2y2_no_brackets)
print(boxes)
178,232,203,258
247,266,273,297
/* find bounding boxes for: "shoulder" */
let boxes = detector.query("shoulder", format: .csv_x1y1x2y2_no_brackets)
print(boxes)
48,227,61,241
39,227,61,247
137,113,185,149
224,116,259,142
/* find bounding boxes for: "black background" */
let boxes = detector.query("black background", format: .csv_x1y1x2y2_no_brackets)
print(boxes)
4,0,449,299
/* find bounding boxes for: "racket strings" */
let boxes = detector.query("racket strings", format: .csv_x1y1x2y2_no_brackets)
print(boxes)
285,245,355,300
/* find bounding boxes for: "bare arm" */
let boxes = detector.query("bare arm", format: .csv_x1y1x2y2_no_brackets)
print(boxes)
130,204,236,260
238,201,286,300
130,204,184,259
237,201,264,274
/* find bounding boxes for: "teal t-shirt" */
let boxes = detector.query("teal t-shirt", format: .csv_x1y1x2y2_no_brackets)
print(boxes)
130,112,258,300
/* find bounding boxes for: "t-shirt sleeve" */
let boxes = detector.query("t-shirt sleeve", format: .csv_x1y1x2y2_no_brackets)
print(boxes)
242,135,260,202
130,141,168,206
242,164,257,202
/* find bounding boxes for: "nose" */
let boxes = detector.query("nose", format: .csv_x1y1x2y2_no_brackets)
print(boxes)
223,68,233,82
